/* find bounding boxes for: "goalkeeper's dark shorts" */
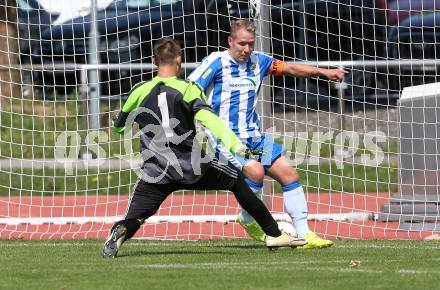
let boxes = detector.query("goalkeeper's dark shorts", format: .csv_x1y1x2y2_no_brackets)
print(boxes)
124,159,239,220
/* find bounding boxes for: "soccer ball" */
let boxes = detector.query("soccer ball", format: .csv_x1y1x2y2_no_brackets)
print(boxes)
277,221,297,237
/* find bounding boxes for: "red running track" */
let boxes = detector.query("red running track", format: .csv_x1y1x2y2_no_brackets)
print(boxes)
0,193,435,240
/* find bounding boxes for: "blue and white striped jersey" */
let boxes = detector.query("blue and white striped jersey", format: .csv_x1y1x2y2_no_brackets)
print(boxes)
188,50,273,139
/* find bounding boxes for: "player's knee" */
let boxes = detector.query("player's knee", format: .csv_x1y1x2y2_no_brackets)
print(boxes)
280,168,301,185
291,169,300,181
242,162,265,183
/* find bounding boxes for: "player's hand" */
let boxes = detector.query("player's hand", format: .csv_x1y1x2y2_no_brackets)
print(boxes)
322,68,349,82
236,146,266,159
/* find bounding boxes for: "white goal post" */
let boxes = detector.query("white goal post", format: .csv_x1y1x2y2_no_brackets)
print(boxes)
0,0,439,240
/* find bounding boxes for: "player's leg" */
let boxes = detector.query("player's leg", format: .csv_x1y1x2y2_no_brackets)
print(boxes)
208,134,266,241
231,170,306,249
266,155,307,237
187,159,306,248
236,160,266,241
102,180,174,258
235,135,282,241
266,156,333,249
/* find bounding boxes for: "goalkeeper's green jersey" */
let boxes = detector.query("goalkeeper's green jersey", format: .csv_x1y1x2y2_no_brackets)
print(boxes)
113,76,243,184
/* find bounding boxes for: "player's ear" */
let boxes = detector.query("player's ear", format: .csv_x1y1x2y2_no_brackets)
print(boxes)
228,35,233,46
152,56,158,66
175,55,182,64
175,55,182,73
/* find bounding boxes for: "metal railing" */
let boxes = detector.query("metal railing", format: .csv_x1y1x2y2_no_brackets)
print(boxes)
3,59,440,71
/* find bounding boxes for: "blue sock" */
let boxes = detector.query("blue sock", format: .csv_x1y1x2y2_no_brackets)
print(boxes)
239,179,263,225
282,181,309,238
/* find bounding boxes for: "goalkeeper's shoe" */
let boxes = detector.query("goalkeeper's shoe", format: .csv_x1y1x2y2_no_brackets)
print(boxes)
298,230,333,249
236,214,265,242
102,224,127,258
265,232,307,250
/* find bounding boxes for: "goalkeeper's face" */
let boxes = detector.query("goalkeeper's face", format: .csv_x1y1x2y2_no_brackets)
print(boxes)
228,28,255,63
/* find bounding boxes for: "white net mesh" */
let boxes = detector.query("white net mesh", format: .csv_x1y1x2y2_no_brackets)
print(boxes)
0,0,439,240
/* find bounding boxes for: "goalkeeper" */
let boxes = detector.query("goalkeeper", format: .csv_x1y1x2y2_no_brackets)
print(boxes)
188,19,348,248
102,37,306,258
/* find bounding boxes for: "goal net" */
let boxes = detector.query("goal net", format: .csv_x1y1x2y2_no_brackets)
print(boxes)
0,0,438,240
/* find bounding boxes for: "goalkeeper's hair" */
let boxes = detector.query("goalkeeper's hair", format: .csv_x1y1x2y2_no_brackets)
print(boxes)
230,19,256,38
153,37,182,66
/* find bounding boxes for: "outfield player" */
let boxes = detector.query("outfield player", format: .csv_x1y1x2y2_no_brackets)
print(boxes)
102,38,306,258
188,19,347,248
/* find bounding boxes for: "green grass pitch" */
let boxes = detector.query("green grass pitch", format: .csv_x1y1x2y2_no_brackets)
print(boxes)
1,239,440,290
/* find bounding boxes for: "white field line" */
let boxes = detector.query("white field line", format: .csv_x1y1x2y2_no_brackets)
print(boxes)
129,261,440,275
127,258,438,268
129,260,347,269
398,269,438,275
128,261,385,274
0,212,369,225
335,244,440,250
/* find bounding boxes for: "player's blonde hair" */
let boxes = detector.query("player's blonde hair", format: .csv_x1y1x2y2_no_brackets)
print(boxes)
230,19,256,37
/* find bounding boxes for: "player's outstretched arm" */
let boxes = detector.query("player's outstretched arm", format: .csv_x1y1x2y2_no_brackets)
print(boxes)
282,63,348,82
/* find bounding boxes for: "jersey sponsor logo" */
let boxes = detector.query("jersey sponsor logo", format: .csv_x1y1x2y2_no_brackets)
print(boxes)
229,77,256,89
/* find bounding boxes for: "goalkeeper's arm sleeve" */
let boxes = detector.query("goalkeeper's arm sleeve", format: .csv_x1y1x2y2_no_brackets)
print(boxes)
112,112,129,134
194,109,244,154
112,82,148,134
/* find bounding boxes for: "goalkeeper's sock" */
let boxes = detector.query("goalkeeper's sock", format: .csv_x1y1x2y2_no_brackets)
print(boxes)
282,181,309,238
239,179,263,225
111,218,141,241
233,176,280,238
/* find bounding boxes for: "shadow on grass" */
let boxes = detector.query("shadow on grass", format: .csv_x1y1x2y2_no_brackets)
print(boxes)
209,244,263,250
118,250,239,258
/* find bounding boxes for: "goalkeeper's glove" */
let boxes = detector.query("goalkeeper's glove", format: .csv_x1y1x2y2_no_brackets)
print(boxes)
236,146,266,160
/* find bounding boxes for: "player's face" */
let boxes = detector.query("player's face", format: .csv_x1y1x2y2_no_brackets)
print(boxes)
228,28,255,63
